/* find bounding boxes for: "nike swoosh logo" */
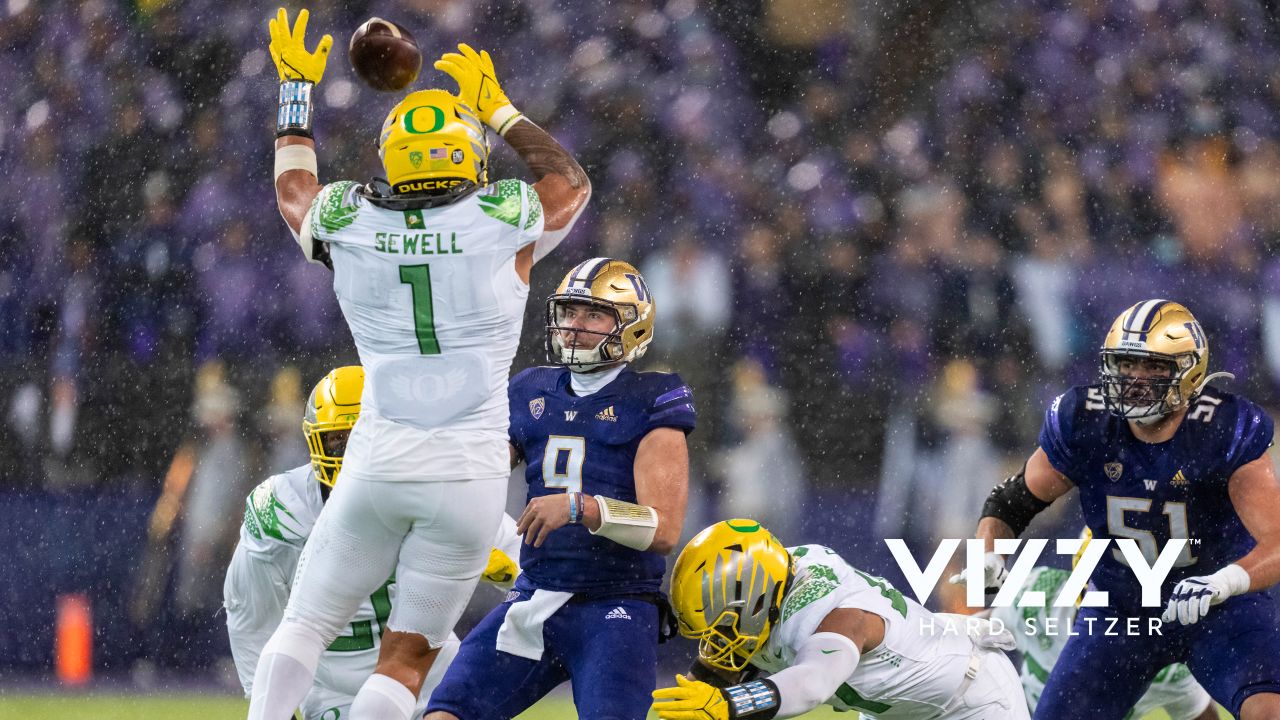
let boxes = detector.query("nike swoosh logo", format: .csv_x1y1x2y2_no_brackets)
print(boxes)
821,649,840,655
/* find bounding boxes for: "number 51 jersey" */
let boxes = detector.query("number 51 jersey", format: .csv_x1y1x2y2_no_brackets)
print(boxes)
508,365,695,595
1039,384,1274,612
304,179,543,437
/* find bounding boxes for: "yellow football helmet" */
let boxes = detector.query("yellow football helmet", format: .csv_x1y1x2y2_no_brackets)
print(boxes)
1100,300,1225,424
302,366,364,487
669,519,792,673
546,258,655,372
378,89,488,200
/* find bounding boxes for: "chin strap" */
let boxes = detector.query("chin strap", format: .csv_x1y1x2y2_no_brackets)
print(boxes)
1136,370,1239,426
1194,371,1236,396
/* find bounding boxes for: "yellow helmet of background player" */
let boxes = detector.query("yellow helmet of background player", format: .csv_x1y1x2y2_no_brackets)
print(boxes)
546,258,655,372
1072,527,1092,571
379,89,489,200
669,519,792,673
1100,300,1226,424
302,366,364,487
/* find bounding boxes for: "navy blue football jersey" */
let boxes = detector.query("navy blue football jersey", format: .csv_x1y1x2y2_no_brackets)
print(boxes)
508,365,696,594
1039,384,1273,611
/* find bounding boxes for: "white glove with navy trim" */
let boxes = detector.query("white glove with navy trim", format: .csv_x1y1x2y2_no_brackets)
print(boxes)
1161,564,1250,625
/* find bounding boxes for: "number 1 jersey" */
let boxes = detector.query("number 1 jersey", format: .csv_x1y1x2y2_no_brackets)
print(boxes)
304,179,544,436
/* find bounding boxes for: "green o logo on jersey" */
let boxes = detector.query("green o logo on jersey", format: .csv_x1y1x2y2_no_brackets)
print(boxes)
404,105,446,134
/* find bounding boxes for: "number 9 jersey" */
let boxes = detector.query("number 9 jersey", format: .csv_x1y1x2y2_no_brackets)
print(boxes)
508,365,696,594
1038,384,1274,612
302,179,543,447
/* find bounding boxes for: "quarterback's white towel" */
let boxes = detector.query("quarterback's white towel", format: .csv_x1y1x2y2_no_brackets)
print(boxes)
496,589,573,660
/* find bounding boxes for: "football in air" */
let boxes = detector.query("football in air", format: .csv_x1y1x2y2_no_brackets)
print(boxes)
349,17,421,92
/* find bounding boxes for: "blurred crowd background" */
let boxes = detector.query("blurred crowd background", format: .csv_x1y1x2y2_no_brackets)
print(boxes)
4,0,1280,683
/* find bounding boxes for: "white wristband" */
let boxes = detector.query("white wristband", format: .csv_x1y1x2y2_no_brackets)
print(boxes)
590,495,657,551
490,104,525,136
1211,563,1251,599
274,144,318,182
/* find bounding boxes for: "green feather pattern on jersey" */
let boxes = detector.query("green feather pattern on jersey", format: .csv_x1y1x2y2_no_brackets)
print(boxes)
313,181,360,234
243,479,302,542
781,564,839,622
1019,567,1069,651
477,179,523,227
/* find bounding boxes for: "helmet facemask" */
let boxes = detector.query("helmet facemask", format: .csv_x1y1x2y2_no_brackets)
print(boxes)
302,366,363,488
688,587,784,672
303,412,352,487
1099,350,1194,425
545,296,632,373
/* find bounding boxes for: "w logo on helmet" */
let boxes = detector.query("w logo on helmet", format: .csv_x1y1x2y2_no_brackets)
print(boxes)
1183,322,1206,349
624,273,649,302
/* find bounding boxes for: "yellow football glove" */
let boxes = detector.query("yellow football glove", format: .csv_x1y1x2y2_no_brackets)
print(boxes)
481,547,519,589
433,43,524,134
268,8,333,84
652,675,731,720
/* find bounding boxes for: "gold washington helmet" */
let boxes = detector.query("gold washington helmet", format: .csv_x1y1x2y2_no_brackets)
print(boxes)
546,258,655,372
669,519,793,673
378,89,489,201
302,366,364,487
1100,300,1231,423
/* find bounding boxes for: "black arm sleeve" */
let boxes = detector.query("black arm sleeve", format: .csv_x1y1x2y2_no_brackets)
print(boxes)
981,466,1051,536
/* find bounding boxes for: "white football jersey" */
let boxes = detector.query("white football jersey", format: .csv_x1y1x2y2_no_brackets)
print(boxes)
751,545,994,718
224,464,522,718
991,566,1212,719
302,179,543,437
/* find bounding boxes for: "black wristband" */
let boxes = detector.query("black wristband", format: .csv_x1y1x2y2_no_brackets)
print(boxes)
723,679,780,720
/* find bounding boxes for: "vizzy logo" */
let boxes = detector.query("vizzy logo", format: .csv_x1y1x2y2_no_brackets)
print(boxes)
887,537,1188,608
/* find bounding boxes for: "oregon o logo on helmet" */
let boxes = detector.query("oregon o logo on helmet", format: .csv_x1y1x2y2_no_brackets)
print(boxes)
886,537,1189,608
404,105,446,134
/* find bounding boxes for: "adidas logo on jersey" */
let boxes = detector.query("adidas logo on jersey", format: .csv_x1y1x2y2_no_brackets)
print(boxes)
604,606,631,620
1171,470,1189,487
595,406,618,422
